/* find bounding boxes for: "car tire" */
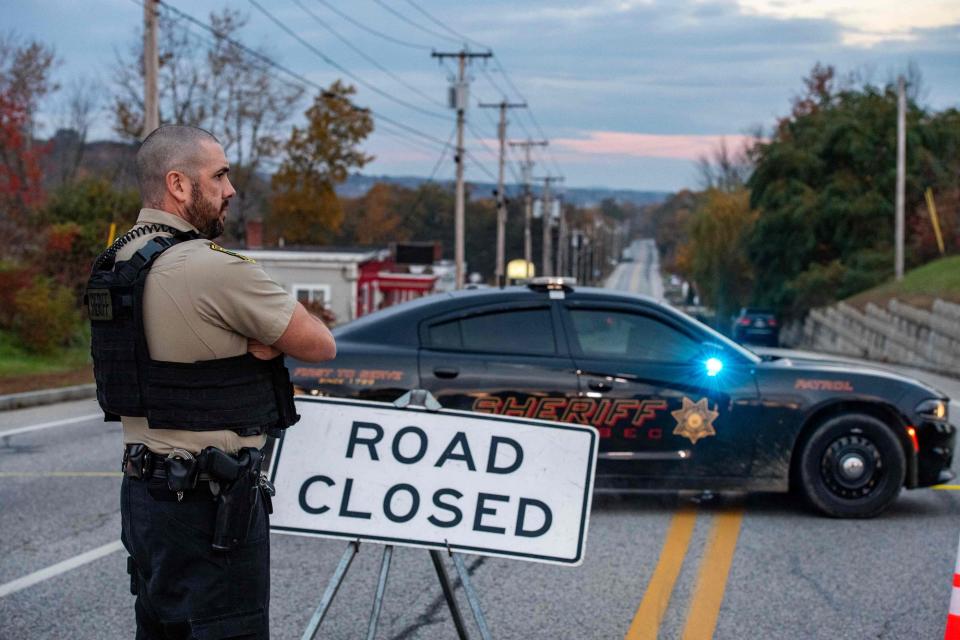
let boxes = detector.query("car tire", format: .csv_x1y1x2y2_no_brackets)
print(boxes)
797,413,905,518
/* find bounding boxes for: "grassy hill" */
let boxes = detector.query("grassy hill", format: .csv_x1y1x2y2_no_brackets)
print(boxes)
847,255,960,310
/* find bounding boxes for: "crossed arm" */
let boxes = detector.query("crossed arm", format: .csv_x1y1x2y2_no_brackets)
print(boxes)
247,302,336,363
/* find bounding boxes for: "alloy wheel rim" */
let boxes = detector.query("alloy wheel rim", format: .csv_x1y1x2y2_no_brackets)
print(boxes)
820,434,883,499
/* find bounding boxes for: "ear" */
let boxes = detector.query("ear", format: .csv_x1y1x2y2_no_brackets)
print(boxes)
165,170,191,205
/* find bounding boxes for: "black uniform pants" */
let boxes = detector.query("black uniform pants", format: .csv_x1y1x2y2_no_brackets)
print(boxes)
120,475,270,640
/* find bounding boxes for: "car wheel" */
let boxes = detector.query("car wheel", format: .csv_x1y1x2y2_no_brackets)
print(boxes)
797,413,905,518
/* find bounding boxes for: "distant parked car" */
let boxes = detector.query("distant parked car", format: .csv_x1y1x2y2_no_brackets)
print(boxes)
732,308,779,346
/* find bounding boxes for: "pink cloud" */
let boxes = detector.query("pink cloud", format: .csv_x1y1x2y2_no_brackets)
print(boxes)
553,131,759,160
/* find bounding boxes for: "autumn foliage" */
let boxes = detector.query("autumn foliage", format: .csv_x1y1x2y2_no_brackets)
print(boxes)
0,90,46,217
269,81,374,244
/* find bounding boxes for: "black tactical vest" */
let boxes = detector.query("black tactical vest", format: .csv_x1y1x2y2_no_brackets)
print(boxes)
86,224,300,437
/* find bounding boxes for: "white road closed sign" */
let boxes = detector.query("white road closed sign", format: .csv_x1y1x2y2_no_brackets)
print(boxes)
269,397,598,565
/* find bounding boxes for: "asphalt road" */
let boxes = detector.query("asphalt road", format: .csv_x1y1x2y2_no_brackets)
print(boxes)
2,247,959,638
1,397,958,639
605,239,665,299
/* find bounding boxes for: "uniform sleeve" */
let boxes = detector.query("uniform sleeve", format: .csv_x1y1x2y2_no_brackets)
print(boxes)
188,251,296,346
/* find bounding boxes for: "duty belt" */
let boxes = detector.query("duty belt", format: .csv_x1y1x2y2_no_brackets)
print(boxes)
122,443,276,551
122,443,272,502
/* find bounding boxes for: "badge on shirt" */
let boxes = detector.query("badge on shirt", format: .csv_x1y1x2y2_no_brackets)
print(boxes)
208,242,256,263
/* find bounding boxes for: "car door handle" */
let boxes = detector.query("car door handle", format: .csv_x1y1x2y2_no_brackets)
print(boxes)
588,380,611,392
434,366,459,379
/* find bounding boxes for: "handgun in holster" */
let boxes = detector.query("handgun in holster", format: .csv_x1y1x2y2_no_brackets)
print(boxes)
203,447,263,552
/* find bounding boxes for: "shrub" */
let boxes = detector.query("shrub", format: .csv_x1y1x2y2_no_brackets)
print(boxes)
0,262,37,329
12,276,80,354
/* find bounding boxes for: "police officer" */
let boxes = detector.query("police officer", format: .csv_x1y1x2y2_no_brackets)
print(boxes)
91,125,336,639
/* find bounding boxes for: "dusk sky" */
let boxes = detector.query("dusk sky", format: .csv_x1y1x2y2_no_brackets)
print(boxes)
8,0,960,191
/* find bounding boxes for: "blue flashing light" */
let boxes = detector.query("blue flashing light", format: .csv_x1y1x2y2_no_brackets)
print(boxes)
705,357,724,377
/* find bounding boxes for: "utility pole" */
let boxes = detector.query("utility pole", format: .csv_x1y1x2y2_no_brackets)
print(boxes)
895,75,906,281
143,0,160,139
479,100,526,287
508,139,547,278
432,49,492,289
555,192,567,276
538,176,563,277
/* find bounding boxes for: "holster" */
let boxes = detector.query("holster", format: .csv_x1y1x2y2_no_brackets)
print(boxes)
164,454,199,493
209,447,263,552
122,443,153,479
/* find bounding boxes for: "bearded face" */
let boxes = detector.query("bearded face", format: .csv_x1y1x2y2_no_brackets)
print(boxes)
184,181,226,240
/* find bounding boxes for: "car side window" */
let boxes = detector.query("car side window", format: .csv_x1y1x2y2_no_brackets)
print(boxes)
427,308,556,355
569,309,700,361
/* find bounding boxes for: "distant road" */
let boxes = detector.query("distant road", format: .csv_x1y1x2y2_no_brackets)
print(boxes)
604,238,664,298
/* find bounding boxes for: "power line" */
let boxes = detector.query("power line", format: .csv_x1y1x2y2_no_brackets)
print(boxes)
426,125,457,181
291,0,444,109
475,107,523,187
491,56,564,176
479,67,511,102
314,0,433,51
463,149,498,182
246,0,450,121
402,0,487,50
371,0,462,46
376,119,449,154
155,0,450,149
157,5,305,94
385,0,563,176
156,0,329,97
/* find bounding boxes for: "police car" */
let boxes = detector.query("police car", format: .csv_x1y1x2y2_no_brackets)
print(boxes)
289,278,955,518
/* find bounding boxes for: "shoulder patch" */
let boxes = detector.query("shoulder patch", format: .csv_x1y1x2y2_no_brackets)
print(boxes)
208,242,256,263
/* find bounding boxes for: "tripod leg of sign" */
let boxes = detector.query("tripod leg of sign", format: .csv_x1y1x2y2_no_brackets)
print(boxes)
366,545,394,640
451,552,493,640
431,550,472,639
302,540,360,640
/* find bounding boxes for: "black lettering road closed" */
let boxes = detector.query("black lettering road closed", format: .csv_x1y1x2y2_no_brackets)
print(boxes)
269,397,598,565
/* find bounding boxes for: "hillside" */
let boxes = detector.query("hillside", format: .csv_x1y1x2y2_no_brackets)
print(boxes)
846,255,960,310
336,173,671,207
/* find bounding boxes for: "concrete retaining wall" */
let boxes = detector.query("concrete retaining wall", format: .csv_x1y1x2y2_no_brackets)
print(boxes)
799,298,960,374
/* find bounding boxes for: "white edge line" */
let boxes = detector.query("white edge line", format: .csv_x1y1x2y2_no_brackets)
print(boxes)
0,540,124,598
0,414,103,438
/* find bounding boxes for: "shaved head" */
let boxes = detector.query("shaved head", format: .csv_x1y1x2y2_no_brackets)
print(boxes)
136,125,221,207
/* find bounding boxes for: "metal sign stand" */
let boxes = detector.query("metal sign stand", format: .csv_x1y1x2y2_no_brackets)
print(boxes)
300,390,493,640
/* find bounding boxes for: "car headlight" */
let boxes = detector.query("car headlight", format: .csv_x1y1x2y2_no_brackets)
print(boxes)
916,398,949,421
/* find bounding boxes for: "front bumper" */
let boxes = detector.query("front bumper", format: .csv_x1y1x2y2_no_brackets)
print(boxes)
915,419,956,487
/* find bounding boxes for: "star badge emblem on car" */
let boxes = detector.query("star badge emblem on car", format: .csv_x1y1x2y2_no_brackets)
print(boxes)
671,397,719,444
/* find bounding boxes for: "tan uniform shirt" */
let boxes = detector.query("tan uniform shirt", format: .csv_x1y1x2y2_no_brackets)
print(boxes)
116,208,296,455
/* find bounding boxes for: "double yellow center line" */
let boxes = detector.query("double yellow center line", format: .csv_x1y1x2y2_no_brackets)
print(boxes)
626,506,744,640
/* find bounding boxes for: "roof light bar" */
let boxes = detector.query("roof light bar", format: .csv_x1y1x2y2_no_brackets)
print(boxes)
527,277,576,292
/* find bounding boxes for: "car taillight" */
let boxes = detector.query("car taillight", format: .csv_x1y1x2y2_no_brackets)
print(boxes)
737,317,752,326
767,318,777,327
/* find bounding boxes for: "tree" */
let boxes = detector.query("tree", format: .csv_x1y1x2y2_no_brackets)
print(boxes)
36,177,140,298
269,81,373,245
112,8,303,232
696,136,757,193
747,63,960,317
680,189,756,325
0,34,57,252
642,190,700,275
44,77,103,186
338,182,408,245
